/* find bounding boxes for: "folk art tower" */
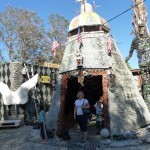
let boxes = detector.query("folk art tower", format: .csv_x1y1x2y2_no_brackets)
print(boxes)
47,0,150,136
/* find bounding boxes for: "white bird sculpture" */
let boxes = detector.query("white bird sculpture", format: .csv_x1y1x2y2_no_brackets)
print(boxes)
0,74,39,105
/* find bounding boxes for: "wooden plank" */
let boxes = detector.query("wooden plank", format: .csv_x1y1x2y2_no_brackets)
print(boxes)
102,74,110,129
56,75,69,137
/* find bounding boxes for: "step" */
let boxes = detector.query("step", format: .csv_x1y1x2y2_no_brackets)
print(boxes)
0,120,23,128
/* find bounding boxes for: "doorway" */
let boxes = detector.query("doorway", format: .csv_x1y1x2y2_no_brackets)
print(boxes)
57,72,109,137
64,75,103,127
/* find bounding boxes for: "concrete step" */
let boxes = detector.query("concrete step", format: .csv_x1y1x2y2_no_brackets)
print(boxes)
0,120,23,128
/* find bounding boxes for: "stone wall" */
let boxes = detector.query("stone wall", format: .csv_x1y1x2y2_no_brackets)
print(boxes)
108,38,150,135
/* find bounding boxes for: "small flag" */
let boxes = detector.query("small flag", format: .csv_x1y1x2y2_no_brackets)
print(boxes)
52,41,59,56
107,35,112,54
93,0,100,10
93,0,96,9
78,26,82,43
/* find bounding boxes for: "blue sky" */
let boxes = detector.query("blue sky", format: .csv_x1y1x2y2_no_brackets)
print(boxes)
0,0,150,69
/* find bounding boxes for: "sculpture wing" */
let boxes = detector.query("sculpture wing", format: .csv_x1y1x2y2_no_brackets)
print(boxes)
19,74,39,91
0,82,12,105
16,74,39,104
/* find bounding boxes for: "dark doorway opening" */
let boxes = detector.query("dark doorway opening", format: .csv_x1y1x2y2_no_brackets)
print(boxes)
65,77,80,117
65,75,103,118
82,76,103,113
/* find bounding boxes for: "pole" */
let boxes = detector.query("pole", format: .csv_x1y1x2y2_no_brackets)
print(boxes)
1,101,4,121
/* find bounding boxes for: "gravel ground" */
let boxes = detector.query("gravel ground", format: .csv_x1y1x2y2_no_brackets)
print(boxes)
0,126,150,150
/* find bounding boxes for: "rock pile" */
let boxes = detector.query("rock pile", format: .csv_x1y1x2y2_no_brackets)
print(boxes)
135,125,150,143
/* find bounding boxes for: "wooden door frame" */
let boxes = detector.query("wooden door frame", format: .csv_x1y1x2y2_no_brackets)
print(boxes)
56,71,109,137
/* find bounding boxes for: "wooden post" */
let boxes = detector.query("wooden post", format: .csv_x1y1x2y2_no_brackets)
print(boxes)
102,74,109,129
1,102,4,121
99,25,102,31
56,75,69,137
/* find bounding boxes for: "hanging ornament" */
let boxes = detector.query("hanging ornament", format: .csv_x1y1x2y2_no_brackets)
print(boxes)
76,51,83,68
78,70,84,86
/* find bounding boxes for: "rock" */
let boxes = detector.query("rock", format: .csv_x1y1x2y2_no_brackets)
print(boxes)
110,139,141,147
100,128,110,138
136,127,150,141
145,125,150,130
112,131,136,140
144,138,150,143
99,139,112,145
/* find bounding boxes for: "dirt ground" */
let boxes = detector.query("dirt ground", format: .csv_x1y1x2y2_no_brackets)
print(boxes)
0,125,150,150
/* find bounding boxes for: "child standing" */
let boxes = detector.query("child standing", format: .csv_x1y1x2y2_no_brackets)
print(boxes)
94,100,103,134
39,105,49,143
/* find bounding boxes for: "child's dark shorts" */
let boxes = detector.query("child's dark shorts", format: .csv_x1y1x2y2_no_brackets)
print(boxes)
96,121,102,128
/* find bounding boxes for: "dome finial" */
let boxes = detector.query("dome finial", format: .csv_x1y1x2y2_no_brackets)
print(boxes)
76,0,87,3
76,0,87,6
76,0,88,13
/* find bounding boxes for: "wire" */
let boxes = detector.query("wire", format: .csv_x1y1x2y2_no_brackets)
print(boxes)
69,0,147,40
102,0,146,25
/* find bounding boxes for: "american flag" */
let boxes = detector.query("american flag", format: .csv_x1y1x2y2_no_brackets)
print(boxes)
78,26,82,43
107,35,112,54
52,41,59,56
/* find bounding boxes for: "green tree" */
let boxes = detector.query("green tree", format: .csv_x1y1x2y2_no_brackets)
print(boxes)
48,14,69,64
38,34,52,63
0,50,3,64
0,6,45,63
0,7,69,65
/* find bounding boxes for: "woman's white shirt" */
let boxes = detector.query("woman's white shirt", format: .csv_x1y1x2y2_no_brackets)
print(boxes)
75,99,88,115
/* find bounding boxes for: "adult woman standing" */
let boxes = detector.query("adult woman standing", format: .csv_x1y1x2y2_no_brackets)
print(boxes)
74,91,90,142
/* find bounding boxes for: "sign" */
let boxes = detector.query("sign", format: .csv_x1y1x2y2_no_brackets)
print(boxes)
40,76,50,83
43,62,60,69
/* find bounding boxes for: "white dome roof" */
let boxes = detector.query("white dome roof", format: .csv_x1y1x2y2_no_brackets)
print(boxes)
69,2,109,31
